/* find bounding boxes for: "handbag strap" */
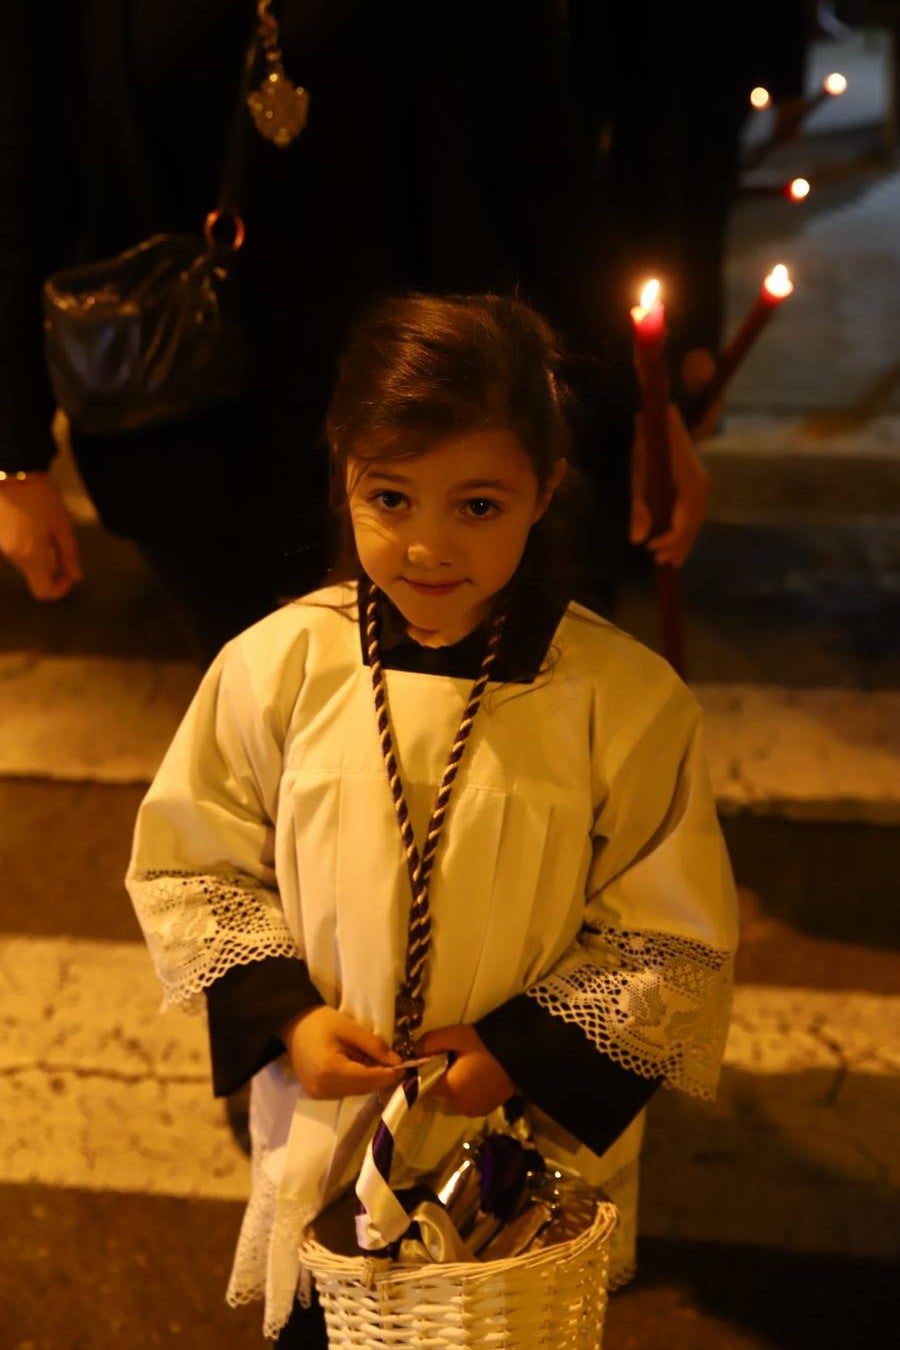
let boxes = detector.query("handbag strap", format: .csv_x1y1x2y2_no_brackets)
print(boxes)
203,27,264,253
214,29,265,223
365,583,505,1056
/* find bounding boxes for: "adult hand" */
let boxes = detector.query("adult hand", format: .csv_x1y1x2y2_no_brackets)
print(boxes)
415,1024,515,1117
0,473,82,599
281,1005,404,1100
629,404,711,568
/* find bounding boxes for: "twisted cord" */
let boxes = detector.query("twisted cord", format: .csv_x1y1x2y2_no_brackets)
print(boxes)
365,583,504,1053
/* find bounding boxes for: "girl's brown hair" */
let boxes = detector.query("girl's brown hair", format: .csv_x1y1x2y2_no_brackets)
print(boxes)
324,291,590,609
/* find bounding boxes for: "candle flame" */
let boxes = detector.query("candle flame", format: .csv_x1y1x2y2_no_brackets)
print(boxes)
638,278,661,312
763,264,793,300
788,177,810,201
750,86,771,110
823,72,848,96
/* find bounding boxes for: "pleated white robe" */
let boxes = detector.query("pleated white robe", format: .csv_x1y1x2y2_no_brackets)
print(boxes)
127,583,738,1336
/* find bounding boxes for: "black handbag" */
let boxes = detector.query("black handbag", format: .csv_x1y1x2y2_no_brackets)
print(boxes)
42,31,257,438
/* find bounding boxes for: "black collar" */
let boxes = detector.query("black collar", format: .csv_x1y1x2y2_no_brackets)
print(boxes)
355,579,567,683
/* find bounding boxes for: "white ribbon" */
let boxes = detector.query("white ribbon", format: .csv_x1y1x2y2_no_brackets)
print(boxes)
354,1053,452,1253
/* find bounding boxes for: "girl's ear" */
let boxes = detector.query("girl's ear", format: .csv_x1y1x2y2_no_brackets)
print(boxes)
531,458,569,523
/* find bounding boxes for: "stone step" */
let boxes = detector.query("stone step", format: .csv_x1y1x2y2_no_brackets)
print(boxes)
682,520,900,609
702,414,900,524
1,653,898,824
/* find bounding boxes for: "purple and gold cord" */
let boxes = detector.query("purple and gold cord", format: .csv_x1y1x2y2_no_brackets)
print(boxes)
365,584,504,1055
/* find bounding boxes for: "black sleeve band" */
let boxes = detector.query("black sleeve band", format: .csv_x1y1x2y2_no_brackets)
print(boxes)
205,955,324,1098
476,992,661,1157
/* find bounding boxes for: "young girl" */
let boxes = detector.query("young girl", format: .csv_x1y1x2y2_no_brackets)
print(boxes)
126,293,738,1346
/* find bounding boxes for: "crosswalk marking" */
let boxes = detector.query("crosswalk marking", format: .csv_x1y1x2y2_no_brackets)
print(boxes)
3,654,899,821
0,935,248,1199
2,931,897,1264
0,654,199,785
696,684,900,823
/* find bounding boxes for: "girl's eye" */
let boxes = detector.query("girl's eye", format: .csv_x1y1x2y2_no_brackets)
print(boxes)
464,498,499,519
372,490,407,511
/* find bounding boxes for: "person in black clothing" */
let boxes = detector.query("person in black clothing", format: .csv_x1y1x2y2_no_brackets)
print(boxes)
567,0,809,429
1,1,710,657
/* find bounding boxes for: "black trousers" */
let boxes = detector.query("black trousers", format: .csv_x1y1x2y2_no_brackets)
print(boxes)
273,1295,328,1350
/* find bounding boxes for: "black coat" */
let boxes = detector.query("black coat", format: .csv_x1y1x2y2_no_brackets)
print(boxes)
3,1,635,550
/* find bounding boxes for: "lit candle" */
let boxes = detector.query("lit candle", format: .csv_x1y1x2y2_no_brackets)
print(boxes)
743,73,847,171
739,176,811,201
688,264,794,425
629,279,684,675
629,279,673,536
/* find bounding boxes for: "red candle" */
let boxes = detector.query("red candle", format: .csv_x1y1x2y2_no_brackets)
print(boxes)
739,176,810,202
689,264,794,425
629,279,684,676
743,73,847,171
629,279,674,537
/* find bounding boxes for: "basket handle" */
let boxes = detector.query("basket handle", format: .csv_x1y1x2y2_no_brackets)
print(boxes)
354,1052,452,1254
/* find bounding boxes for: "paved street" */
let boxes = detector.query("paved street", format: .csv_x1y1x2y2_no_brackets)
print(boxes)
2,24,900,1350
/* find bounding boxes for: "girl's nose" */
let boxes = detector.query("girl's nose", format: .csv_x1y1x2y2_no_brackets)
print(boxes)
406,538,452,569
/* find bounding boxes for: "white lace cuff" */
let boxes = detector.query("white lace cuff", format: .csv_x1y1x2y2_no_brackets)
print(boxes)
126,868,300,1013
527,924,734,1100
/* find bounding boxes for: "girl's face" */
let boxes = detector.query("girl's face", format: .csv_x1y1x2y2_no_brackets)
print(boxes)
347,428,566,646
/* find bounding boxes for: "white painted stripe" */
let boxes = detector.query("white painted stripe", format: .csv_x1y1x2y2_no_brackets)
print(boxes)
0,654,199,784
2,931,898,1262
724,985,900,1076
0,934,249,1199
3,655,899,821
694,684,900,823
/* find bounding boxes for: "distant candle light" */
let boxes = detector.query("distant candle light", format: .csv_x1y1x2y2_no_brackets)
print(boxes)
750,86,771,109
739,177,812,200
763,263,794,301
742,72,848,172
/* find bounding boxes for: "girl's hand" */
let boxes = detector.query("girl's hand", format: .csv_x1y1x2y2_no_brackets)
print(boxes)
281,1006,404,1100
415,1024,516,1117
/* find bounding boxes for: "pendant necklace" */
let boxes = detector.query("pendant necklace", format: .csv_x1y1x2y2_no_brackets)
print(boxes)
246,1,310,147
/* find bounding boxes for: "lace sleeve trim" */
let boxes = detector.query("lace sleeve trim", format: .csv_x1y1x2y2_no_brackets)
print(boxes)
526,924,735,1101
126,868,300,1014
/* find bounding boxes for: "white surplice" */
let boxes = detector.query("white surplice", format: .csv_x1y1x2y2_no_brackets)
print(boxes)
127,583,738,1337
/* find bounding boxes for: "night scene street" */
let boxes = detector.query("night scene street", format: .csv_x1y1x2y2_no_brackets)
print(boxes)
2,12,899,1350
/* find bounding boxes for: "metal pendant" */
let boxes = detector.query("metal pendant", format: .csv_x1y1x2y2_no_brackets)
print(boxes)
247,69,310,148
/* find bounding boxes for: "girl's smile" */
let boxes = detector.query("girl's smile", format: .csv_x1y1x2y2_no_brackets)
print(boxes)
347,428,566,646
403,579,465,596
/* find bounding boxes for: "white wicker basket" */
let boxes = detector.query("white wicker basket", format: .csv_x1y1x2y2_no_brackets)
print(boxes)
301,1196,617,1349
299,1058,618,1349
